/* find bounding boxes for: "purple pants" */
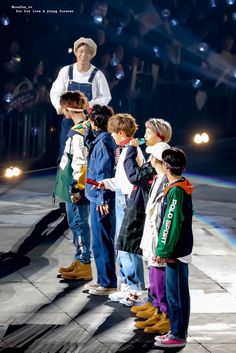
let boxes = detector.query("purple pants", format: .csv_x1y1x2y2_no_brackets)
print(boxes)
149,266,168,313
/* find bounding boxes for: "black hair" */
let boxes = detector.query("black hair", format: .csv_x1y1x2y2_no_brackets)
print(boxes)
88,104,114,131
162,147,187,176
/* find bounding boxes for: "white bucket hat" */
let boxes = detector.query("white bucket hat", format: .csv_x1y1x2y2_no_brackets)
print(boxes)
146,142,170,160
73,37,97,58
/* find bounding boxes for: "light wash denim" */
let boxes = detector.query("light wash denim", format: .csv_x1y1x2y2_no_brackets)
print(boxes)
66,202,91,263
116,188,145,291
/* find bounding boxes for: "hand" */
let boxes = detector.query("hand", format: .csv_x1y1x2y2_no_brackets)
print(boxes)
70,182,81,203
91,181,105,190
96,203,109,215
129,138,139,147
156,256,176,264
156,256,167,264
71,192,81,204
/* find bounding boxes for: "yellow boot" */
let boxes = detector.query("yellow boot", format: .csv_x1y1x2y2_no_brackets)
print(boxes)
135,309,162,329
58,259,81,274
62,263,93,280
144,312,170,334
136,306,156,319
130,302,153,314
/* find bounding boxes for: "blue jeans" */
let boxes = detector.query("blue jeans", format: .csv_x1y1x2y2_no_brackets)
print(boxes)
115,189,127,241
90,200,117,288
166,261,190,339
115,189,145,291
117,251,145,290
66,202,91,263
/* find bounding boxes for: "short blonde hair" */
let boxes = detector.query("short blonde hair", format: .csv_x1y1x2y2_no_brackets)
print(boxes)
108,113,138,137
76,43,94,56
145,118,172,143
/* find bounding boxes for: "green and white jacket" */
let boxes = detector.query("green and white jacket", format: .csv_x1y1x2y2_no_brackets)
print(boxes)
156,177,194,262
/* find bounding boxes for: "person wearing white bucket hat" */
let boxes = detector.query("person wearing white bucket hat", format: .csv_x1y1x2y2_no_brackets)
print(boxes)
50,36,111,161
145,142,170,161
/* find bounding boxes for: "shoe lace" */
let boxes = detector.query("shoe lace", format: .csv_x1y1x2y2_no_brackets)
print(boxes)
161,335,184,343
161,336,171,343
128,290,139,300
96,286,105,290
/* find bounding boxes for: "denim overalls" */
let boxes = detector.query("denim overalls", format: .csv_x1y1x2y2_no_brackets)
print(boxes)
58,64,98,162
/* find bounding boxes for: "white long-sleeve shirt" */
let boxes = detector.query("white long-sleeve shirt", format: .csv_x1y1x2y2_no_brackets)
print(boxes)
103,146,144,197
140,174,166,267
50,63,111,113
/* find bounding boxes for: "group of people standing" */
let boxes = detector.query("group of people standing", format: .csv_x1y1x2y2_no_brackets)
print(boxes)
50,37,194,349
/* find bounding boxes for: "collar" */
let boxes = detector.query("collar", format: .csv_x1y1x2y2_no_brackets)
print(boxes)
119,137,133,146
164,177,194,196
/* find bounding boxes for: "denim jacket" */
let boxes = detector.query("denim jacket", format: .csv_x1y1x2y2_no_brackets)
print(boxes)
85,129,116,205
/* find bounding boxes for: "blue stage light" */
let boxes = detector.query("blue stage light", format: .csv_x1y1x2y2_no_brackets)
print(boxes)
226,0,235,5
116,26,123,35
161,9,171,18
198,43,209,53
192,79,202,89
4,93,13,103
170,18,179,27
210,0,217,7
31,127,40,136
0,15,10,26
153,46,161,57
115,70,125,80
110,54,119,66
93,15,103,24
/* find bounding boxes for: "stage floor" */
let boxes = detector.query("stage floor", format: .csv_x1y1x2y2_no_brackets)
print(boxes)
0,165,236,352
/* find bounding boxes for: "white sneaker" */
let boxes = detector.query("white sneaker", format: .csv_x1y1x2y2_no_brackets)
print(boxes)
108,284,131,301
155,333,169,342
119,296,146,307
83,281,100,291
108,291,127,301
119,290,148,307
89,286,117,296
120,282,129,291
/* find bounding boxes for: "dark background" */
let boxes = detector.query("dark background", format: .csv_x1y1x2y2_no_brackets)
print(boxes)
0,0,236,178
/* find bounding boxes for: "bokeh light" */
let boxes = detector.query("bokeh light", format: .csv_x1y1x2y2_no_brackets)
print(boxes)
4,166,22,178
192,79,202,89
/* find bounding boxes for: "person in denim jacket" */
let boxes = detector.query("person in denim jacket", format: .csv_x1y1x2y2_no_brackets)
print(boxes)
84,104,117,296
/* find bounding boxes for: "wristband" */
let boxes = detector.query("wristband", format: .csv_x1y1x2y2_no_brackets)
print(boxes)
86,178,99,186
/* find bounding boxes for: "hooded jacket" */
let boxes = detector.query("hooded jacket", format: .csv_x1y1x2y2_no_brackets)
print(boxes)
156,177,194,259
